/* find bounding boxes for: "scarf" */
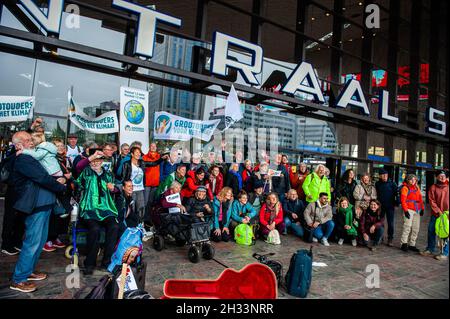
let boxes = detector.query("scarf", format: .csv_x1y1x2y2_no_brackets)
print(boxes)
230,169,243,190
266,202,279,224
339,204,358,236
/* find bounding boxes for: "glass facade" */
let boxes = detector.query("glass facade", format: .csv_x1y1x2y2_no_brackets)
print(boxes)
0,0,448,187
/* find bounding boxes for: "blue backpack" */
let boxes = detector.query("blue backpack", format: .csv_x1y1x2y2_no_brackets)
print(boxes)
285,247,313,298
108,227,143,273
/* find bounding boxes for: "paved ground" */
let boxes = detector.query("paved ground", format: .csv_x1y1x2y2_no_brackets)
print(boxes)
0,198,448,299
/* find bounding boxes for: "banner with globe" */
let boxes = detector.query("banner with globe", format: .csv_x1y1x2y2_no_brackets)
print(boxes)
154,111,220,142
120,87,149,153
67,91,119,134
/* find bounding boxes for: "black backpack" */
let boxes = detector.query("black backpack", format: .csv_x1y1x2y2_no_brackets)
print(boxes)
74,275,113,299
285,247,313,298
253,253,283,286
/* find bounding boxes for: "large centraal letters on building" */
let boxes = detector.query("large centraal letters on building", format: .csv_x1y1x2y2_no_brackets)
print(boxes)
15,0,448,137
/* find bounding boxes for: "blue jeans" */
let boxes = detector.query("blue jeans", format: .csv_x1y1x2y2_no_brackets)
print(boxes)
13,208,51,283
284,217,304,238
313,220,335,240
426,215,449,256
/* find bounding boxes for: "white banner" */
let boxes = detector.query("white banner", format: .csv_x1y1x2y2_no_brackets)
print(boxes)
154,111,220,142
0,96,34,123
120,87,149,153
223,84,243,131
68,91,119,134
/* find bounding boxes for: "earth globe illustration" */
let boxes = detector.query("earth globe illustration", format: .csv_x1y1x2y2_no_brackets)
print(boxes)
124,100,145,125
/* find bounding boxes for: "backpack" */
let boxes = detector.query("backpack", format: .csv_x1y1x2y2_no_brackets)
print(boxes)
234,223,254,246
285,247,313,298
266,229,281,245
107,227,144,273
74,275,112,299
0,154,15,183
435,211,449,239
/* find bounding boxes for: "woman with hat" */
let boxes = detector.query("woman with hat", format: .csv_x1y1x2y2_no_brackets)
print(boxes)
399,174,425,253
421,170,449,260
185,185,213,224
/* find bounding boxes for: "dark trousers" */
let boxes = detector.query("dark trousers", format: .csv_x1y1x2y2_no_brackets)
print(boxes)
381,207,395,240
363,226,384,246
48,213,69,242
211,221,231,242
84,217,119,268
260,222,286,238
1,187,25,250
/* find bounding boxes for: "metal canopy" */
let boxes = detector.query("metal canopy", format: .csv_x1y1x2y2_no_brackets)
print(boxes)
0,24,448,146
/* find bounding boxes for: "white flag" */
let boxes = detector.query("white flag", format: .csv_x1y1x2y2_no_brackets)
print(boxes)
223,85,243,131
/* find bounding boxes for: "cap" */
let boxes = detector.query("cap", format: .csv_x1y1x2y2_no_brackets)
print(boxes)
379,169,388,175
196,186,207,193
253,180,264,189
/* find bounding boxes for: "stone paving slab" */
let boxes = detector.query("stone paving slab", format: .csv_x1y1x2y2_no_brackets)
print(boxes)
0,199,448,299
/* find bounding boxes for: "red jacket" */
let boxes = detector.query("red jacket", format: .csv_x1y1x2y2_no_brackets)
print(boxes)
181,170,213,200
142,151,160,187
290,170,309,200
206,173,224,197
400,182,425,213
259,203,284,227
428,181,449,217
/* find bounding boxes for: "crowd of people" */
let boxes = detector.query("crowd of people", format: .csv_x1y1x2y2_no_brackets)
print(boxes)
0,119,448,293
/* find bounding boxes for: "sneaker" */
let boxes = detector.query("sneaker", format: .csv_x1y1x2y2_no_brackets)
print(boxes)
387,239,393,247
312,237,318,243
351,239,357,247
1,247,19,256
434,255,448,261
400,243,408,252
338,238,344,246
321,238,330,246
27,272,47,281
14,246,22,252
10,281,37,293
52,239,66,249
143,230,154,242
408,246,420,253
369,245,377,252
420,250,434,256
42,241,56,252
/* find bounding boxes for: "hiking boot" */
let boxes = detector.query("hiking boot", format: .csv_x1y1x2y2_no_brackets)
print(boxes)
401,243,408,252
420,250,434,256
338,238,344,245
408,246,420,253
52,239,66,249
387,239,393,247
27,272,47,281
351,239,357,247
42,241,56,252
434,255,448,261
1,247,19,256
10,281,37,293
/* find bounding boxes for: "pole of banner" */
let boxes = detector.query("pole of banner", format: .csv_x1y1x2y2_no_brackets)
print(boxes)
65,86,73,143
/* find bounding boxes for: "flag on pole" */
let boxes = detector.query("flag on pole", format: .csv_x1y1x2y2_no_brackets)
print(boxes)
223,84,243,131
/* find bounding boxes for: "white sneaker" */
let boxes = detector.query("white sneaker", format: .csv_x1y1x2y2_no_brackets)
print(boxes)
321,238,330,246
312,237,318,243
338,238,344,246
142,230,154,242
351,239,357,247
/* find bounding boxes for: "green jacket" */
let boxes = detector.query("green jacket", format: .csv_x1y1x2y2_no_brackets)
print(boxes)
156,172,186,199
302,172,331,203
76,167,118,221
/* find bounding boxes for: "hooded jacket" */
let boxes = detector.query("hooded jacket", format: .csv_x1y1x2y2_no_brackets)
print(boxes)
400,182,424,213
22,142,60,175
303,201,333,225
353,183,377,210
428,180,449,217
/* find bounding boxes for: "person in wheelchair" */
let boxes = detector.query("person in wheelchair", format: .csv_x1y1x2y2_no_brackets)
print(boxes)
75,154,119,275
185,186,213,224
